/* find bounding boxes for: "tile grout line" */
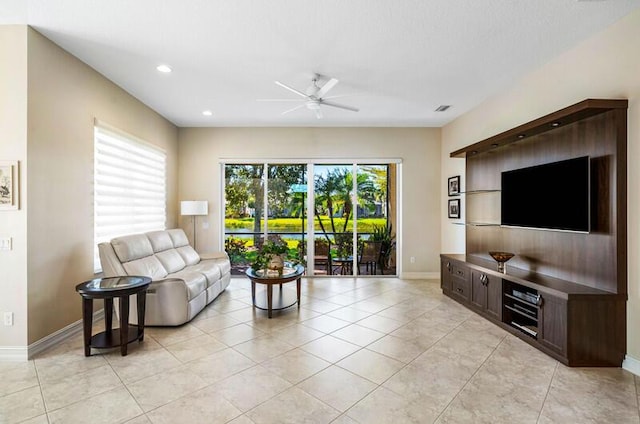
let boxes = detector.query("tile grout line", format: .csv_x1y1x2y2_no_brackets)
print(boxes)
536,361,559,423
429,318,508,423
30,358,51,423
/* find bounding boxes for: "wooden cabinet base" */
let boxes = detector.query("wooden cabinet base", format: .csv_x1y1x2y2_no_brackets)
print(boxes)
441,254,625,367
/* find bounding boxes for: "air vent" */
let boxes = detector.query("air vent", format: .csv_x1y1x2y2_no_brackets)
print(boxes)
435,105,451,112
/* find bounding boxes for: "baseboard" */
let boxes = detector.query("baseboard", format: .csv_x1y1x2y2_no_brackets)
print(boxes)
400,272,440,280
0,346,29,361
622,355,640,377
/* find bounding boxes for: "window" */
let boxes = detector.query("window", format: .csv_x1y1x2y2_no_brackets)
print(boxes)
94,124,167,272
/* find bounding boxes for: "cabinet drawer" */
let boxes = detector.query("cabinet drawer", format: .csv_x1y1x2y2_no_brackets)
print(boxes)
451,264,468,281
452,277,470,301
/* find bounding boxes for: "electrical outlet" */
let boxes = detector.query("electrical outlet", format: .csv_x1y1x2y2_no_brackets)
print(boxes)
4,312,13,326
410,256,415,263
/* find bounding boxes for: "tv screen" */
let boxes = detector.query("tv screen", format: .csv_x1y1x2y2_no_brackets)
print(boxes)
501,156,590,232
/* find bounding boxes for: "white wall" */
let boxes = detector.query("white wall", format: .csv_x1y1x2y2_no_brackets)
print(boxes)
441,10,640,362
0,26,28,352
178,127,441,277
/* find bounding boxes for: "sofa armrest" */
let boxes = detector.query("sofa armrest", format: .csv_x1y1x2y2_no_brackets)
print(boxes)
199,251,230,261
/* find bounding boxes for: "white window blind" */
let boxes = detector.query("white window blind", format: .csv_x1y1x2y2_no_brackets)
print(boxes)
94,125,167,272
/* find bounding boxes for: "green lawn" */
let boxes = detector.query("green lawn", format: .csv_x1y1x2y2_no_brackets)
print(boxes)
225,216,387,233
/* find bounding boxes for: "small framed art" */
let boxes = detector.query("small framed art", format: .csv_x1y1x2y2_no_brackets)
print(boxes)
448,198,460,219
0,160,19,210
448,175,460,196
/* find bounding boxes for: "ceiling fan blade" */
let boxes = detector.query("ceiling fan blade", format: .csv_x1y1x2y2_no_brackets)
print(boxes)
317,78,339,98
256,99,305,102
321,100,359,112
315,108,323,119
281,104,306,115
275,81,309,98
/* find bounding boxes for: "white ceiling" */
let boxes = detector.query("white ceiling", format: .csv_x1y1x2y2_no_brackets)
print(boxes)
2,0,639,127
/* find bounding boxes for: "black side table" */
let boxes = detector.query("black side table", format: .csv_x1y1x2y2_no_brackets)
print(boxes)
75,276,151,356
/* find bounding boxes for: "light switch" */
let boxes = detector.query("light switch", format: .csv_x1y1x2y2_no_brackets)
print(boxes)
0,237,12,251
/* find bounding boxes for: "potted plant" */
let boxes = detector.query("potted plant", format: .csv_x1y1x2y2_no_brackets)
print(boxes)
372,224,396,272
251,238,289,276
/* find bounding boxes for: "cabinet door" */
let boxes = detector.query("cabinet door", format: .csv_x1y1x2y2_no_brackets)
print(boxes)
470,271,487,310
440,259,452,292
485,274,502,321
539,294,567,355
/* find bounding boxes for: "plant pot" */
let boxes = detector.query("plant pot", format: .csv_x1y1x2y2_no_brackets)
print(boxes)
268,254,285,275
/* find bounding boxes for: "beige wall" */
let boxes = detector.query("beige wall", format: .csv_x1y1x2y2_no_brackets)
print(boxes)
0,26,28,348
441,10,640,360
177,127,441,276
24,28,179,344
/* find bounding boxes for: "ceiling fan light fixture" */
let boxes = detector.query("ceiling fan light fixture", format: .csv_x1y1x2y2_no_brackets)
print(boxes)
156,64,172,73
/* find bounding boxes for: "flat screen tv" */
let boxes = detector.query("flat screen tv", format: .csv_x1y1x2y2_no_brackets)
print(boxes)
501,156,590,232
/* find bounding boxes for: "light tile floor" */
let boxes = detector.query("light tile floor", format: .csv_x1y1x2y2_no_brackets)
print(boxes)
2,277,639,424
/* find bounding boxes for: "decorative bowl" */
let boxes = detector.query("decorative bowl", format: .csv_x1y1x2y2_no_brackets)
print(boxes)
488,251,515,273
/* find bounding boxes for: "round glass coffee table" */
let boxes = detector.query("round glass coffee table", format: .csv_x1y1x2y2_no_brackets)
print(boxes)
75,275,151,356
245,264,305,318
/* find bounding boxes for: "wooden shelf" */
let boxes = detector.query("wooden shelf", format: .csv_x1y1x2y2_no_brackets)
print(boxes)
450,99,628,158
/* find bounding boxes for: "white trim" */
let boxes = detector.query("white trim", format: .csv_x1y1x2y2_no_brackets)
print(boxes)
221,158,403,165
622,354,640,376
28,309,105,360
0,347,28,362
400,272,440,280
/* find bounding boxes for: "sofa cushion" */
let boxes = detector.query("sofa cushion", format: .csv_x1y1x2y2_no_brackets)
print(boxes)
168,271,207,300
155,249,187,273
123,255,168,280
176,245,201,266
168,229,190,247
146,230,174,252
190,262,222,286
112,234,154,262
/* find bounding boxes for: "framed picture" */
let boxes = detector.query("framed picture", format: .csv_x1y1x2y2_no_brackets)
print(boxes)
448,175,460,196
448,198,460,219
0,160,19,210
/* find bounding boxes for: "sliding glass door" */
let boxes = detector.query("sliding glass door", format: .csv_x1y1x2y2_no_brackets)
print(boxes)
223,161,396,276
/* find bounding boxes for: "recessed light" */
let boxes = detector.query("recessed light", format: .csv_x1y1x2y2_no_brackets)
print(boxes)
551,122,561,127
491,143,499,148
156,64,172,73
202,110,213,116
517,134,526,139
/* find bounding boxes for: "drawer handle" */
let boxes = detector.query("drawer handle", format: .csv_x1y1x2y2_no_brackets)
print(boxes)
536,295,543,307
457,270,464,276
446,262,451,270
456,288,463,293
480,274,487,285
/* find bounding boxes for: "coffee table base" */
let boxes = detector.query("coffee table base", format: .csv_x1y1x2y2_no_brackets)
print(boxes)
253,288,298,312
90,326,143,349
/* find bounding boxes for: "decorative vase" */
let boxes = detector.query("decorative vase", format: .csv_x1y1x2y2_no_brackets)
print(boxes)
267,254,285,276
489,251,515,273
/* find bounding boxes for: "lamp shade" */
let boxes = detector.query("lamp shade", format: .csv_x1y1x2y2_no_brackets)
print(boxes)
180,200,208,216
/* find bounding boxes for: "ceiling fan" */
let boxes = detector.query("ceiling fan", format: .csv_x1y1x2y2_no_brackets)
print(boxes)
258,74,359,119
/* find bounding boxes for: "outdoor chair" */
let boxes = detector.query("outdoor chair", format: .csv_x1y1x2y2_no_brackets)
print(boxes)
358,240,383,275
314,240,332,274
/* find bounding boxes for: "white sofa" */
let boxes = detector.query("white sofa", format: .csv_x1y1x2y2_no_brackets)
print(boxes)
98,228,231,326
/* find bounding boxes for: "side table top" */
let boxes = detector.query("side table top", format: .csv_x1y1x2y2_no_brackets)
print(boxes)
75,276,151,295
246,264,304,281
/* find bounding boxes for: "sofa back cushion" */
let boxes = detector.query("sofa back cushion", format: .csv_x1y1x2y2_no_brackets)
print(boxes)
167,229,201,265
123,255,168,280
146,230,174,253
112,234,154,262
156,249,187,273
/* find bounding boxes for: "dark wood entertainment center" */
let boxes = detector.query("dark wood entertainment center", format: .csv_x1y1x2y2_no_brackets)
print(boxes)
441,99,627,366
